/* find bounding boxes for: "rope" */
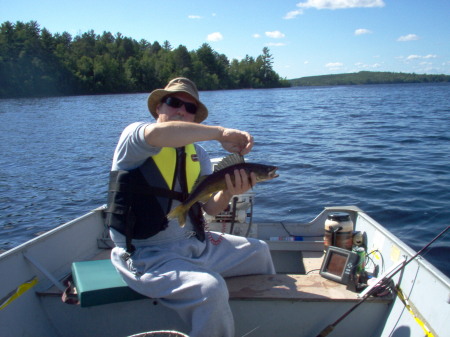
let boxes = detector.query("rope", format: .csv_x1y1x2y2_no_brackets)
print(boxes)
396,286,435,337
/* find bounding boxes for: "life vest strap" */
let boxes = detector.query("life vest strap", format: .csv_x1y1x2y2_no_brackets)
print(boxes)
108,181,188,201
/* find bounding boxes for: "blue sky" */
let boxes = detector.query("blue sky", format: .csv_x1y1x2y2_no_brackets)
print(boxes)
1,0,449,79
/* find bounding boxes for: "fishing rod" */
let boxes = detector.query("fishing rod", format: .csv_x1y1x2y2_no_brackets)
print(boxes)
315,225,450,337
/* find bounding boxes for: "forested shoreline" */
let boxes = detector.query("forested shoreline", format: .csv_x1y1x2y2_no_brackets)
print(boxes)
290,71,450,86
1,21,449,99
0,21,288,98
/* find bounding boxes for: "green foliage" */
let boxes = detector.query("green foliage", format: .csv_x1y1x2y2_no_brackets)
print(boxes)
290,71,450,87
0,21,288,98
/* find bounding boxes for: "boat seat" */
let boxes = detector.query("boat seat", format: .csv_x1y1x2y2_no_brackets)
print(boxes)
71,259,392,308
71,259,145,307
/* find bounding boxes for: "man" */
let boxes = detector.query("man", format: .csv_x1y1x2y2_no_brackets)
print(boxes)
106,77,275,337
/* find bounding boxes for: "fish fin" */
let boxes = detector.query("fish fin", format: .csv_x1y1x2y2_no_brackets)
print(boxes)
214,154,245,172
167,205,188,227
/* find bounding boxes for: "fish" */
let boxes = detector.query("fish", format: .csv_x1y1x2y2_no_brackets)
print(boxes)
167,154,279,227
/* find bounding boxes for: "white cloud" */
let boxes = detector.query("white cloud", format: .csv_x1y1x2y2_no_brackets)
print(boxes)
252,34,261,38
406,54,437,60
325,62,344,70
355,62,381,69
284,9,303,19
326,62,343,67
265,31,285,39
354,28,372,35
397,34,419,42
297,0,385,10
188,15,202,19
207,32,223,42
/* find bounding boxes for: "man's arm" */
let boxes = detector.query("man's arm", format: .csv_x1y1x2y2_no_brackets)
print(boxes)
144,122,254,155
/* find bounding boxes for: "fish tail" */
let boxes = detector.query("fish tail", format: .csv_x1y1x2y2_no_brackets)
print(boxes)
167,205,188,227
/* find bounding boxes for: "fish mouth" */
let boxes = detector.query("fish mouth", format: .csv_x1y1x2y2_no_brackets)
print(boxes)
269,168,279,179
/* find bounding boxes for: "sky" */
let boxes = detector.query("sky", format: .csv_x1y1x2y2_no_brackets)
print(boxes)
1,0,449,79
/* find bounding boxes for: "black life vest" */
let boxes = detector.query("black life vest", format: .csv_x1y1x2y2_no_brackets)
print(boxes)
104,145,206,253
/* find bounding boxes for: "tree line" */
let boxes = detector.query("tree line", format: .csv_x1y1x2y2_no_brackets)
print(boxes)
290,71,450,86
0,21,289,98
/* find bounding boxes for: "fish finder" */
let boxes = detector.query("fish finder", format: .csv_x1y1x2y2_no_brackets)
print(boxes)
320,246,359,285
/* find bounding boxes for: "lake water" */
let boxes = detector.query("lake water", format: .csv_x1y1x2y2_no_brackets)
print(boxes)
1,83,449,276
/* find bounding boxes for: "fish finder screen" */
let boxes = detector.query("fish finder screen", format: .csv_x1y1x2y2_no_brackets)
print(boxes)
320,246,359,284
324,251,347,276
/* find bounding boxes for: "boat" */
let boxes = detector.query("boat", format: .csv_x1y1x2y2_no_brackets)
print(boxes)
1,199,449,336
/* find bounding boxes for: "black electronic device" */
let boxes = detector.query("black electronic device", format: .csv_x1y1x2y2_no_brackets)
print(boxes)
320,246,359,285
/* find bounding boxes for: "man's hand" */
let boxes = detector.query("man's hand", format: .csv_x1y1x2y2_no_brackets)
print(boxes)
219,128,254,155
223,169,257,197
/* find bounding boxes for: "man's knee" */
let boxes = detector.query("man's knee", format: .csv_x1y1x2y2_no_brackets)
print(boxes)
198,272,229,302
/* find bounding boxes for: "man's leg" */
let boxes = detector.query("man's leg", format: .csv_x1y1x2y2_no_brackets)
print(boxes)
111,247,235,337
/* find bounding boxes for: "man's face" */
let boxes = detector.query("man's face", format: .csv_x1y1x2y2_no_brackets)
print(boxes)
156,92,197,123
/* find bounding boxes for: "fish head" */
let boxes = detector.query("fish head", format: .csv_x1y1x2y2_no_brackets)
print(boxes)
251,163,279,182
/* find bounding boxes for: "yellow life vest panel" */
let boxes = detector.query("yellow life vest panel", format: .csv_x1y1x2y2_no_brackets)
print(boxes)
152,144,200,192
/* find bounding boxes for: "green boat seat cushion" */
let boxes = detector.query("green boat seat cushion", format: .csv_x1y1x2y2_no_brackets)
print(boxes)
71,259,145,307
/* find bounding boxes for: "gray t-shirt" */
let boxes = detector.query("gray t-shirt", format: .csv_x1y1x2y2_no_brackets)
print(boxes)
110,122,213,247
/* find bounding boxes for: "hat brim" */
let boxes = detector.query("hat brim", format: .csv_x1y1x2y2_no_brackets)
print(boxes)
147,89,208,123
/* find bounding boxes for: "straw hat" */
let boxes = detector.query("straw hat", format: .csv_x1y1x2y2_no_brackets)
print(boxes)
147,77,208,123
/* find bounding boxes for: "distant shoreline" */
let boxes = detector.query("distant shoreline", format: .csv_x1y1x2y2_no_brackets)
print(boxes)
288,71,450,87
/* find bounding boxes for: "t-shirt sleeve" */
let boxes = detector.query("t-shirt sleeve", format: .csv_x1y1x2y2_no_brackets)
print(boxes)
111,122,161,171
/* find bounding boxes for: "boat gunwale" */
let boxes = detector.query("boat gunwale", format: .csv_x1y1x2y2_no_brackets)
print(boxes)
354,208,450,286
0,206,106,261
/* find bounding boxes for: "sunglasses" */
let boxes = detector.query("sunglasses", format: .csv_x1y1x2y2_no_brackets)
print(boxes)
162,96,197,115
